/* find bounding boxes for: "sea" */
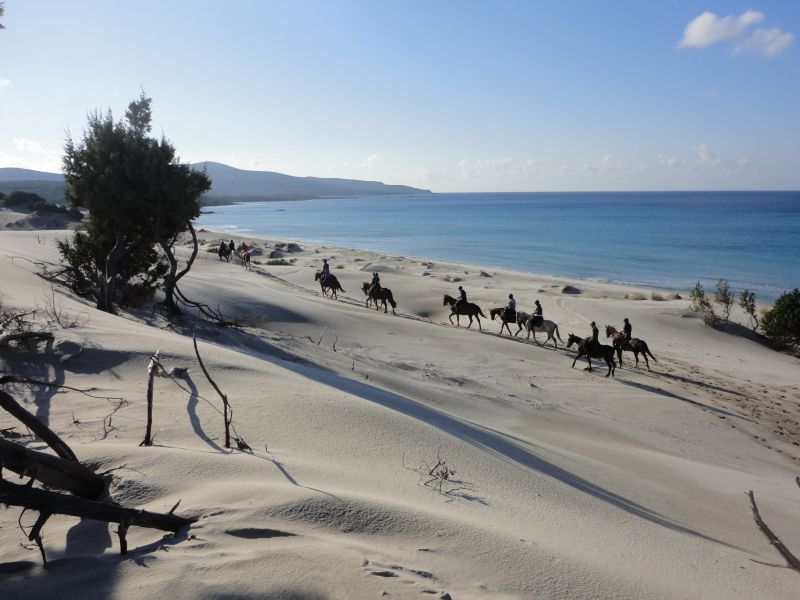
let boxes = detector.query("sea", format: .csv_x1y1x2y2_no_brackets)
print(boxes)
196,191,800,301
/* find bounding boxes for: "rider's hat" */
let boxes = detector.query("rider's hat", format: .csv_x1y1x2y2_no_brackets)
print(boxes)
509,293,513,298
535,299,540,304
624,317,629,322
590,321,596,326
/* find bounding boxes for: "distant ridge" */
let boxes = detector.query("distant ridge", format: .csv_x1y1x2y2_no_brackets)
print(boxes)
0,163,431,205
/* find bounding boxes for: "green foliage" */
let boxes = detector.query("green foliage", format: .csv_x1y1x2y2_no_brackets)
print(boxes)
762,289,800,348
739,289,759,332
2,190,46,207
0,2,5,30
59,93,210,312
689,280,720,328
714,279,734,321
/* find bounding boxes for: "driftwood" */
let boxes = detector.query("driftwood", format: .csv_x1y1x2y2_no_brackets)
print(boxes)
139,351,160,447
0,389,78,462
0,331,54,347
0,438,104,499
0,478,194,557
192,333,231,448
748,489,800,573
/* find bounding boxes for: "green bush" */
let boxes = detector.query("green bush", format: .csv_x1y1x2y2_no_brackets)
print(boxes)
762,289,800,348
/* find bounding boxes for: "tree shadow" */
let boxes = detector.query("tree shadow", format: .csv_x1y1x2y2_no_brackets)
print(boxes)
184,373,225,452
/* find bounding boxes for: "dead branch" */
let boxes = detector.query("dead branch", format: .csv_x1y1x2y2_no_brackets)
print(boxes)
0,331,54,348
0,375,124,401
748,490,800,573
0,478,195,556
0,390,78,462
139,351,160,447
0,438,104,499
192,333,231,448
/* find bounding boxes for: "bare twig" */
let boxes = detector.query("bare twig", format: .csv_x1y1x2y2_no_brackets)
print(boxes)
748,490,800,573
0,389,78,462
192,333,232,448
0,375,124,401
139,351,160,447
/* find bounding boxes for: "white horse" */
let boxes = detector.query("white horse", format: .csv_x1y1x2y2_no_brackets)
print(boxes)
517,315,564,348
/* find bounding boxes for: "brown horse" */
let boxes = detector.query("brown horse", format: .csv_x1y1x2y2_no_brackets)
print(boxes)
489,307,519,335
605,325,658,371
315,271,345,299
218,244,232,262
443,294,486,331
361,282,397,314
566,333,616,377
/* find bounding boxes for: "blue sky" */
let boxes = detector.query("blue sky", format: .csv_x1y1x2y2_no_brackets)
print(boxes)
0,1,798,192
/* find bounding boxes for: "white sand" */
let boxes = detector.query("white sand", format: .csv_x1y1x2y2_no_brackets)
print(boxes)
0,228,798,599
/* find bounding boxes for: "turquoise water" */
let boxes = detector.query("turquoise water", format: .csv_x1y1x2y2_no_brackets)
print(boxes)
196,191,800,301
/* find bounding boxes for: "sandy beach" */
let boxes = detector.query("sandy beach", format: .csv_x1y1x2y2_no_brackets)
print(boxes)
1,227,799,599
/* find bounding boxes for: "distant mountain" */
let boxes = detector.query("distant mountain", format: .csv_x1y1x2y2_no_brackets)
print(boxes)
0,163,431,206
191,162,430,202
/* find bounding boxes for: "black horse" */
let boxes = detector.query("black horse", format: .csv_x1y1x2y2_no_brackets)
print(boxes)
566,333,616,377
361,282,397,314
315,271,345,299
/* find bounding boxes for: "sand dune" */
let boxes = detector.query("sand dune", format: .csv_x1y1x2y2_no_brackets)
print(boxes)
0,229,798,599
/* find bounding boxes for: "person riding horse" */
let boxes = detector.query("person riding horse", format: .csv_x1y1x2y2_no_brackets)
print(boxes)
613,318,633,348
590,321,600,348
505,293,516,322
228,240,235,254
455,286,468,312
219,240,227,253
321,259,331,283
532,300,543,327
369,272,381,297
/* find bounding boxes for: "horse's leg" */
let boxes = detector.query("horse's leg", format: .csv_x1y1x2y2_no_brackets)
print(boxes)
383,299,387,314
514,324,522,337
466,315,473,329
642,351,650,371
634,351,640,368
586,355,593,372
605,357,612,377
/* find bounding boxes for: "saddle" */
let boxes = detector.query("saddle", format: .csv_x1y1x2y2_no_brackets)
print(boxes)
531,315,543,327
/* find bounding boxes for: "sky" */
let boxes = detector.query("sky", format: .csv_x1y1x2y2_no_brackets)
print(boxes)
0,1,799,192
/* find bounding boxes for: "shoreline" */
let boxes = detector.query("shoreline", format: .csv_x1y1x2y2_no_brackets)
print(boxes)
197,224,713,304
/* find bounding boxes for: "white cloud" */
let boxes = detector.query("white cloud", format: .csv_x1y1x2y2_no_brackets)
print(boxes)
360,154,383,168
0,138,62,172
658,154,684,169
694,143,750,174
733,27,794,57
0,79,10,90
678,10,764,48
458,158,515,178
694,143,720,165
678,11,792,57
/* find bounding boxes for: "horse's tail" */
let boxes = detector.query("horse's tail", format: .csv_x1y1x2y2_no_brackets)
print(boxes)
646,344,658,362
478,307,486,317
337,282,346,293
555,324,563,342
387,291,397,309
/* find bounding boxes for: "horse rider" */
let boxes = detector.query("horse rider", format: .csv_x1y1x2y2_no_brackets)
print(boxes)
454,285,468,312
615,317,632,347
219,240,227,254
321,258,331,283
240,241,249,254
505,293,516,322
532,299,543,327
369,271,381,296
590,321,600,346
228,239,235,254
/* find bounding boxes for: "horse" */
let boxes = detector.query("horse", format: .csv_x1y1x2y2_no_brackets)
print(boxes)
235,249,251,271
566,333,616,377
315,271,345,299
361,282,397,315
443,294,486,331
489,307,519,335
605,325,657,371
518,315,564,349
218,244,232,262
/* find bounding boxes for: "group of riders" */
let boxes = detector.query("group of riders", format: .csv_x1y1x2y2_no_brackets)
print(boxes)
219,239,249,258
455,284,633,350
320,258,383,297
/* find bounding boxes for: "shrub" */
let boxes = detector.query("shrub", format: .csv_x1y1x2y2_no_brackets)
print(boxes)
689,280,720,328
762,288,800,348
739,289,759,332
714,279,734,321
650,291,664,301
266,259,290,266
627,292,646,300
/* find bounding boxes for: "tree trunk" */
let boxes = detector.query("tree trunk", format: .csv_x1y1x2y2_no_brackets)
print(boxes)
0,390,79,462
100,233,126,313
0,438,104,499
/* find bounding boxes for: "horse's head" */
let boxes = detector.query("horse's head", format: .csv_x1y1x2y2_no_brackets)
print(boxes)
443,294,454,307
604,325,615,338
490,308,498,320
314,271,322,281
566,333,580,348
361,282,370,294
